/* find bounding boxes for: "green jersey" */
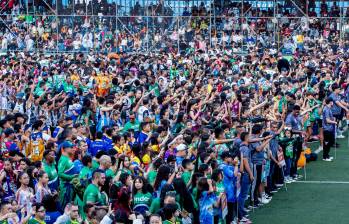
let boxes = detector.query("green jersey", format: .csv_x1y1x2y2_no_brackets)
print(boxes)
58,155,75,183
122,121,140,133
92,160,99,171
79,166,92,180
62,82,76,93
53,74,65,89
43,160,58,190
83,183,104,206
147,170,157,185
309,99,321,121
149,198,161,213
149,84,160,97
34,86,45,97
133,192,152,211
28,218,46,224
216,181,225,196
181,171,192,186
105,169,115,179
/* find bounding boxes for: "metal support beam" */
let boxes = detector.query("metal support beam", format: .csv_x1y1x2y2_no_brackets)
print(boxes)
287,0,308,17
0,17,17,38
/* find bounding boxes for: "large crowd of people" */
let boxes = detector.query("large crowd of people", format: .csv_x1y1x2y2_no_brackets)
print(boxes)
1,1,349,53
0,1,348,224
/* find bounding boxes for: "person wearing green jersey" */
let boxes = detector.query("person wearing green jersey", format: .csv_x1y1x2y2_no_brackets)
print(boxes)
122,113,140,134
149,77,160,97
52,67,65,91
81,169,107,219
162,203,180,224
43,150,58,192
169,65,179,80
28,203,46,224
75,155,93,216
150,185,177,214
62,77,76,95
132,176,153,216
181,159,194,187
58,141,79,208
79,155,93,180
83,170,107,208
34,81,46,97
146,158,162,186
212,127,235,164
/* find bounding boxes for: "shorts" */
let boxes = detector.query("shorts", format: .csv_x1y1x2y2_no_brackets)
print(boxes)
316,118,323,128
262,161,270,183
333,109,344,121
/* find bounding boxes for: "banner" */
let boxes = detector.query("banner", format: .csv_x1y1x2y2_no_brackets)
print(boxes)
221,193,228,219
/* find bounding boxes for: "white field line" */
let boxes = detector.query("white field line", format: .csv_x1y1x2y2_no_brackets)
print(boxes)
295,181,349,184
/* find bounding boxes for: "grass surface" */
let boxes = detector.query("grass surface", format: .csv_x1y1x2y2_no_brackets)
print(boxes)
250,135,349,224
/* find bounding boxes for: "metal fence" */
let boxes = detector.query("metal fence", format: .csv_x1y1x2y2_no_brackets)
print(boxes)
1,0,349,53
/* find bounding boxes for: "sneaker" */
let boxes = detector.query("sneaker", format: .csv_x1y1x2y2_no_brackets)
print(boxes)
240,217,252,223
275,183,283,187
317,146,323,151
329,156,334,160
285,178,292,184
251,203,259,209
293,174,303,180
266,192,274,197
265,195,272,200
336,135,345,139
323,158,333,162
270,189,278,193
258,197,271,204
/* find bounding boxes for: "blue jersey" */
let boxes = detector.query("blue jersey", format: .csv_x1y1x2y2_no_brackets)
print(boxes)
88,140,106,156
137,132,148,145
102,135,113,151
52,127,61,138
199,191,218,224
220,163,237,202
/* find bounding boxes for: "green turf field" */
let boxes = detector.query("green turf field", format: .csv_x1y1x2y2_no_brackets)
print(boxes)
250,134,349,224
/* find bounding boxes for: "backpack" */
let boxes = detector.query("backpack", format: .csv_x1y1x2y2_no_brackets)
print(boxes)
71,176,90,200
26,132,45,162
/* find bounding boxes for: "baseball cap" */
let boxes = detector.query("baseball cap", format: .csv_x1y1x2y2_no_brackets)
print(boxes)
60,141,75,149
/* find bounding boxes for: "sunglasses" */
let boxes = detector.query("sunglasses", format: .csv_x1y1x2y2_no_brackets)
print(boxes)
165,191,176,197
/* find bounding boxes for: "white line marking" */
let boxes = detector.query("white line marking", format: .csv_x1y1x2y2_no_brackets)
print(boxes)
295,181,349,184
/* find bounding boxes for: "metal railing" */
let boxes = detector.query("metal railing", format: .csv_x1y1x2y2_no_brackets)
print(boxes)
1,1,349,53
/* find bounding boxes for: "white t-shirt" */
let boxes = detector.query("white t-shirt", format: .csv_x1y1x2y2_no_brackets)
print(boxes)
42,133,51,141
137,106,149,122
